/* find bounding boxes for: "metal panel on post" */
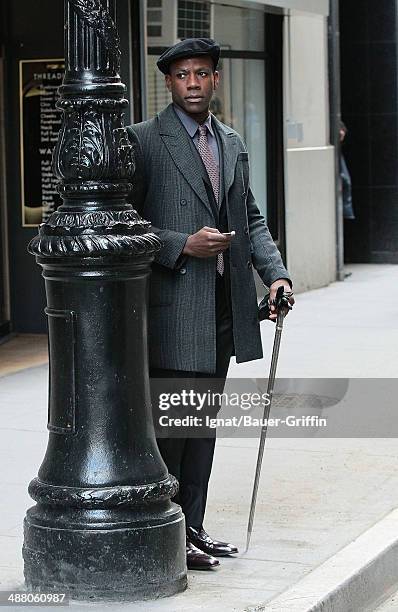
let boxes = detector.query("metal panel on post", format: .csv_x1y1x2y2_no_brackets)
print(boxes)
22,0,187,601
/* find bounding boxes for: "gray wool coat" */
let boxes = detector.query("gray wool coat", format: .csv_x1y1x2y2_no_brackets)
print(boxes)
127,103,291,374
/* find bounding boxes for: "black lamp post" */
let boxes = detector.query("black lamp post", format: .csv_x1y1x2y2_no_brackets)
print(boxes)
23,0,187,601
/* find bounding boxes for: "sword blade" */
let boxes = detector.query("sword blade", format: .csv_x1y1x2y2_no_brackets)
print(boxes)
245,308,286,553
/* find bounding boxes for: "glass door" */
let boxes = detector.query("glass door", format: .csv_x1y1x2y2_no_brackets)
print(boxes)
210,56,267,220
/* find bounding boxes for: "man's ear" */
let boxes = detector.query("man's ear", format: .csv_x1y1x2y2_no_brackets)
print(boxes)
213,70,220,91
165,74,172,92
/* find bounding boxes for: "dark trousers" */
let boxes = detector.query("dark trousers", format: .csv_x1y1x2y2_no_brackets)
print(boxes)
150,274,234,529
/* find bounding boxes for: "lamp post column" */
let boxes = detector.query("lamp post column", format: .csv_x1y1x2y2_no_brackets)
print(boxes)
22,0,187,601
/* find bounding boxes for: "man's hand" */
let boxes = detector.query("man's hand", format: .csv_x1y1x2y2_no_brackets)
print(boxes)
268,279,295,321
183,227,234,258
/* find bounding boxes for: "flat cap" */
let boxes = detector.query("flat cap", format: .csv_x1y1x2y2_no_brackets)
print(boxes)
157,38,220,74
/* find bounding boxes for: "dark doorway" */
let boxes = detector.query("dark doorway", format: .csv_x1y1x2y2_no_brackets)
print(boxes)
340,0,398,263
0,55,10,337
265,12,286,259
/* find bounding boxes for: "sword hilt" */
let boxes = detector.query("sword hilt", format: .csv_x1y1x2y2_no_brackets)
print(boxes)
258,285,293,322
273,285,293,312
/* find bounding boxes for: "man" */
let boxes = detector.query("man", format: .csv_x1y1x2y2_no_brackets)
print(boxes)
127,38,294,570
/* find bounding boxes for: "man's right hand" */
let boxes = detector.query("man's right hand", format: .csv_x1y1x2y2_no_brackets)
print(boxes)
183,227,234,258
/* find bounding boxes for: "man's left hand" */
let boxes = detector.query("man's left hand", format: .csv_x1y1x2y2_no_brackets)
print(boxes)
268,279,295,321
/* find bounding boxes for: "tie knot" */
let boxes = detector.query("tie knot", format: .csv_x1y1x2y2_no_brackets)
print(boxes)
198,124,207,137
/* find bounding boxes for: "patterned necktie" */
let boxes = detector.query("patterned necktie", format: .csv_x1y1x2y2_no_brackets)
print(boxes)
197,124,224,276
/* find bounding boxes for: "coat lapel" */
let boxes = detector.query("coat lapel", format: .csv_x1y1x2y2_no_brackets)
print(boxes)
158,104,214,217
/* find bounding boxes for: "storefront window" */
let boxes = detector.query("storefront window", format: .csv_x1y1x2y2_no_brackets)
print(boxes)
177,0,211,38
213,3,264,52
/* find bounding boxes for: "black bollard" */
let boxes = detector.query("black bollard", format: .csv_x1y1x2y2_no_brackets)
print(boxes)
22,0,187,601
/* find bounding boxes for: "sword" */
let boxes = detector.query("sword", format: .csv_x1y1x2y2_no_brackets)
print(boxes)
245,285,292,553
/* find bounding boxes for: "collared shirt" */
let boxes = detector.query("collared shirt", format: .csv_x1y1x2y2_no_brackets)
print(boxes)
173,103,220,167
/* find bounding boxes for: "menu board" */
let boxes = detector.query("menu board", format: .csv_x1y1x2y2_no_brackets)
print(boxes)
20,59,65,227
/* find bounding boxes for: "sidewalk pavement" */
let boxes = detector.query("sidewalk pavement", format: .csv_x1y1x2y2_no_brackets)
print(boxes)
1,264,398,611
376,588,398,611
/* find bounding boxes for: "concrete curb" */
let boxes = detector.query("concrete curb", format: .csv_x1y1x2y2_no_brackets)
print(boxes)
254,508,398,612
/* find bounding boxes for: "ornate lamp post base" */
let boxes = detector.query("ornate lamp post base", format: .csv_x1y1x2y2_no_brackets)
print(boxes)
24,491,186,601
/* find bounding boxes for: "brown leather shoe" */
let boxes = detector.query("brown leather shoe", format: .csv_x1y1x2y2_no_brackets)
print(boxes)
187,526,239,557
186,537,220,570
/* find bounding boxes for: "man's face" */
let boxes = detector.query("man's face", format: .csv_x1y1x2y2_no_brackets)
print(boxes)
165,56,219,118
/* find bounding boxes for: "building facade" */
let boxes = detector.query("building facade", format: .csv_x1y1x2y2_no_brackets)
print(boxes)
0,0,335,335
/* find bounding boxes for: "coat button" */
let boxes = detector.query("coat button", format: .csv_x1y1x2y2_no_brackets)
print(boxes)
247,261,252,269
180,267,186,275
242,191,247,198
244,227,249,235
180,199,187,206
